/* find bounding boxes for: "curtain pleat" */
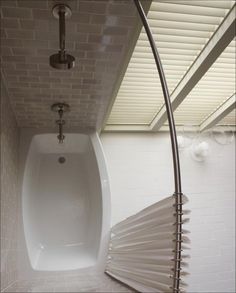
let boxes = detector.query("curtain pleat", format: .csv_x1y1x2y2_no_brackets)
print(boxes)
106,195,190,292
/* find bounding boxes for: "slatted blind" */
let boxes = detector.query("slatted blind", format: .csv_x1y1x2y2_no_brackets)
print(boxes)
106,0,235,128
172,38,235,125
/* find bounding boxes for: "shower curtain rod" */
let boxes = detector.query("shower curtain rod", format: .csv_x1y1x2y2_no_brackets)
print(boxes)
133,1,184,292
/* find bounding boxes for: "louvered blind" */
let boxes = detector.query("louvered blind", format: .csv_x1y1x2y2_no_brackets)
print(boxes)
172,38,235,125
106,0,235,128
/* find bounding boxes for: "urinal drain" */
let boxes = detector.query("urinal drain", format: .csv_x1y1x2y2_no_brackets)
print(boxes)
58,156,66,164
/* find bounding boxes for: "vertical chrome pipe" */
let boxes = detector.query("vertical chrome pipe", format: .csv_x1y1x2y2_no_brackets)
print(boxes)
57,122,64,143
133,1,183,292
56,106,65,144
133,0,182,194
58,7,66,61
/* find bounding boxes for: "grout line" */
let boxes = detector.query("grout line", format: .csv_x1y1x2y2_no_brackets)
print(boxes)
1,279,18,292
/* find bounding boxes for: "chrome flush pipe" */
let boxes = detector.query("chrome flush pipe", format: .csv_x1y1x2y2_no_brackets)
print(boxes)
58,6,66,63
50,4,75,69
57,122,65,144
133,1,183,292
51,103,70,144
56,108,65,144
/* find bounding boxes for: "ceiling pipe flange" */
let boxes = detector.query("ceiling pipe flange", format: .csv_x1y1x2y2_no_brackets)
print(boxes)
52,4,72,19
50,53,75,69
51,102,70,113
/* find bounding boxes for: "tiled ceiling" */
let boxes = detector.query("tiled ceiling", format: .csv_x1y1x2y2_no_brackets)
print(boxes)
106,0,235,130
0,0,144,130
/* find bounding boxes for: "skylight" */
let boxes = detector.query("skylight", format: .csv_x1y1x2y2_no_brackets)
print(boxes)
105,0,235,131
172,39,235,126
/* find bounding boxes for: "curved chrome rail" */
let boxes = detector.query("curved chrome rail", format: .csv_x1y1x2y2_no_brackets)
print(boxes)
133,1,184,292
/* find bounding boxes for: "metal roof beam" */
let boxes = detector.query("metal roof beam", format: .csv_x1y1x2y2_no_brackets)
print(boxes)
200,94,235,131
150,5,236,131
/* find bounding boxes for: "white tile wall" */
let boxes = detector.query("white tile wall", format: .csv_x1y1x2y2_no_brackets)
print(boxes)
0,84,20,291
101,132,235,293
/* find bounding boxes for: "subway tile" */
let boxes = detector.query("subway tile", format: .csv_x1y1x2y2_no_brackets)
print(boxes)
8,87,39,93
0,0,17,7
86,51,109,60
2,7,32,18
35,30,58,41
77,23,102,34
111,35,128,45
40,77,61,83
1,46,12,55
79,1,108,15
90,15,107,25
70,50,86,59
37,48,56,56
79,59,96,67
8,81,29,88
72,71,94,79
105,44,123,52
88,34,104,44
103,26,128,35
19,76,39,82
49,40,76,50
20,19,38,30
51,83,71,89
83,78,101,85
1,18,19,28
30,83,50,88
26,56,49,64
66,32,90,43
75,43,102,52
16,63,38,70
30,70,50,76
12,47,36,55
21,39,48,49
108,3,136,16
32,9,51,20
4,69,28,76
1,38,22,47
72,13,90,24
38,63,52,70
49,71,73,78
60,78,82,85
116,16,136,27
17,0,48,9
1,29,7,39
2,55,26,62
6,29,35,39
1,62,16,69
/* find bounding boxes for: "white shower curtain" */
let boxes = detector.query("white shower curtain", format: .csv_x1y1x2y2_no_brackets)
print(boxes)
106,195,190,292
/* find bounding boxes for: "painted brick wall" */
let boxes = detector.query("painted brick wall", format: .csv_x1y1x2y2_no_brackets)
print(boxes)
0,84,19,291
101,132,235,293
